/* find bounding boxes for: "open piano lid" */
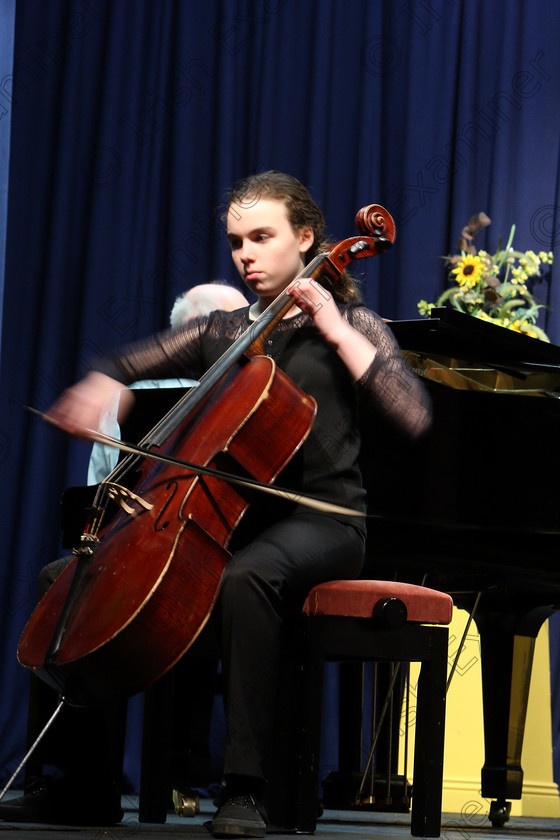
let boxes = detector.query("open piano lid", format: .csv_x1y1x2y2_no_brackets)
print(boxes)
388,307,560,371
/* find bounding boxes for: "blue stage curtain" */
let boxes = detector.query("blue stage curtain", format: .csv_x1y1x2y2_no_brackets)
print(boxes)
1,0,560,793
0,0,16,361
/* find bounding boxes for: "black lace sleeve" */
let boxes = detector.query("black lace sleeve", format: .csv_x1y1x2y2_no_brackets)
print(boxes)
345,306,432,439
92,304,431,439
91,309,249,384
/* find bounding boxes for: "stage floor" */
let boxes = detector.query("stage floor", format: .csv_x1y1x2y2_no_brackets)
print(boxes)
0,796,559,840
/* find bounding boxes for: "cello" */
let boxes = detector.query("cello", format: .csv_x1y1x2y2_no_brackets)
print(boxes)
17,204,395,709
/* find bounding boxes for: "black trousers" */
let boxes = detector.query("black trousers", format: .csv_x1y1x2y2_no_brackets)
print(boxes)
218,513,365,782
31,514,364,789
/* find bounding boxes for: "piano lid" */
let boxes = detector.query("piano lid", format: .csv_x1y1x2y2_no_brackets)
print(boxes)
388,308,560,394
388,307,560,370
362,306,560,535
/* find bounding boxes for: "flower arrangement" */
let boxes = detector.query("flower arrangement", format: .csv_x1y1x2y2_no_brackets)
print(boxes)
417,212,554,341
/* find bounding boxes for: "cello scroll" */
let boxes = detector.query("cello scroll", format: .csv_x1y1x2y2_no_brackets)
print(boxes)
322,203,395,275
247,203,395,355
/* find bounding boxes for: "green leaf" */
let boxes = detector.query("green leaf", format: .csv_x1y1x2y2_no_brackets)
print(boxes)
436,287,462,306
526,325,550,342
496,224,516,269
500,297,530,313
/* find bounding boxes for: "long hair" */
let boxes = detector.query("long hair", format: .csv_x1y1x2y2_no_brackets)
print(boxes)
225,171,360,302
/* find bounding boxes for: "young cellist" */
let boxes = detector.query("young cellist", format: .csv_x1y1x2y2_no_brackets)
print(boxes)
33,172,432,837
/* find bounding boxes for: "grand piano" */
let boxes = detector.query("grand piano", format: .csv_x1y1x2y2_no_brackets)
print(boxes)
361,306,560,827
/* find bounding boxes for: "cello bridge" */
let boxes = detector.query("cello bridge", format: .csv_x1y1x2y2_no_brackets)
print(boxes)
101,482,154,516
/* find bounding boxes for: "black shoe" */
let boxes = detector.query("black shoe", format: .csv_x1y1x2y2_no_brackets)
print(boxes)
0,776,124,826
209,794,268,838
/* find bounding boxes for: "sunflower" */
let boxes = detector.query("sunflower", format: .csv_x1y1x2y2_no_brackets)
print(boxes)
451,254,485,288
418,215,553,340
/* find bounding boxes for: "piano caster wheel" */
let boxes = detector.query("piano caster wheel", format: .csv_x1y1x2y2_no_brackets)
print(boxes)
489,800,511,828
172,788,200,817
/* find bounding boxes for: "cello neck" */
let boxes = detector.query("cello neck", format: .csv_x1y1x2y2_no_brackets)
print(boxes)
144,252,331,446
120,201,396,450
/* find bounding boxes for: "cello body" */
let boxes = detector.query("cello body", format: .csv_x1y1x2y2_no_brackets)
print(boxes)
18,356,316,705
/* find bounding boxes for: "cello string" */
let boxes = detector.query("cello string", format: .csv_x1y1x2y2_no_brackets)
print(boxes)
64,252,333,534
128,251,330,449
30,223,392,533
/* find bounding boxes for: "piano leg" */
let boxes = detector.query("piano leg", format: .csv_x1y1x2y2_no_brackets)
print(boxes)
475,605,554,827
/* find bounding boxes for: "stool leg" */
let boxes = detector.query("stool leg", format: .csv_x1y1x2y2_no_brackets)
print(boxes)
410,628,448,838
139,670,174,823
267,641,304,827
295,620,327,833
